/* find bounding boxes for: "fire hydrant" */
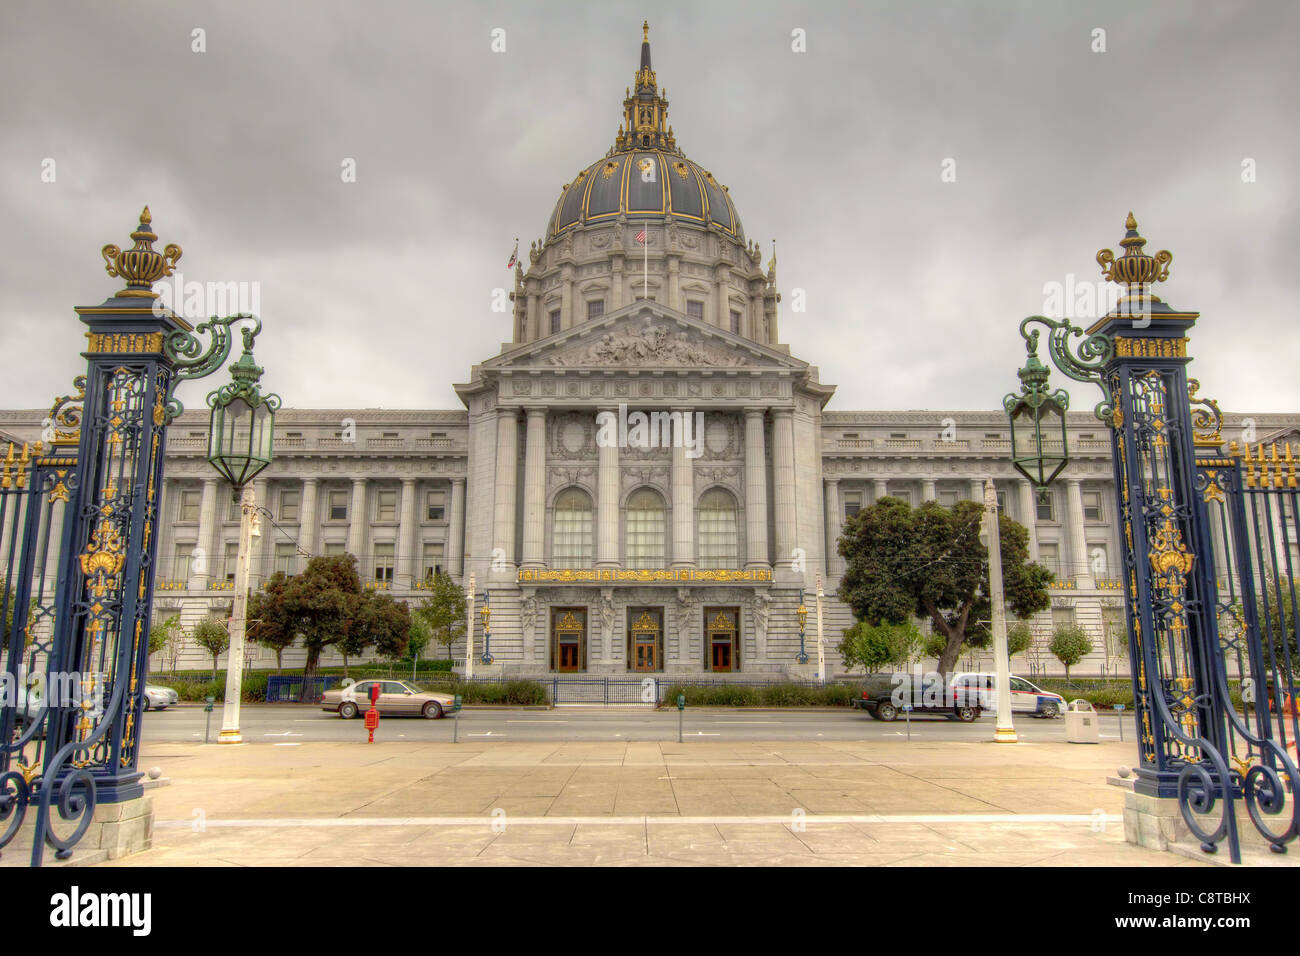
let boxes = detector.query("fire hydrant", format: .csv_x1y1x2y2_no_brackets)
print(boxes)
365,682,380,743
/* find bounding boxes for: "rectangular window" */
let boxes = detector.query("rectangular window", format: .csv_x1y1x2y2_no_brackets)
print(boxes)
1089,543,1109,579
274,543,296,576
894,489,913,506
376,489,397,522
422,543,445,581
178,488,201,522
279,488,300,522
997,491,1007,514
1037,492,1056,522
328,490,348,521
426,490,446,521
374,542,394,582
586,299,605,320
174,548,193,581
843,491,862,520
1051,605,1076,629
686,300,705,320
1082,491,1102,522
1039,543,1060,576
729,309,741,334
224,542,239,581
938,490,958,508
324,542,345,557
550,309,561,334
226,493,241,522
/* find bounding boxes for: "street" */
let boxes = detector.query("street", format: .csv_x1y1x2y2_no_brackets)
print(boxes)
140,702,1130,744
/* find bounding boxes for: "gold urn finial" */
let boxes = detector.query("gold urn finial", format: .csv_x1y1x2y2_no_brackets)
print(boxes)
1096,211,1172,307
100,205,182,298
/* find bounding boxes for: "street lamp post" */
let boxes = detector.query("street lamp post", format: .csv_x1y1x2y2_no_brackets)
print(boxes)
982,479,1017,743
465,573,475,679
796,589,808,664
480,590,493,664
205,322,279,744
815,575,826,684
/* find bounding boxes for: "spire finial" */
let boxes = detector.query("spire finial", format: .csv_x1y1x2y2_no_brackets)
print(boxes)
100,205,182,298
1097,212,1173,308
643,20,649,42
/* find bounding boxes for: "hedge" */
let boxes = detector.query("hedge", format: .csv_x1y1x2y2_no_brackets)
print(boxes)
661,682,859,708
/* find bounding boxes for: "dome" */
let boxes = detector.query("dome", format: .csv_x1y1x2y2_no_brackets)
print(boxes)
544,22,744,243
546,151,744,242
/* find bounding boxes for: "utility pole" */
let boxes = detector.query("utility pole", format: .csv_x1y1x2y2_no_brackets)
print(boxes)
815,574,826,684
984,478,1017,743
217,486,259,744
466,572,476,679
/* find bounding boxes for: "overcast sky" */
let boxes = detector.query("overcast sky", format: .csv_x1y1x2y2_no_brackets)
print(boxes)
1,0,1295,420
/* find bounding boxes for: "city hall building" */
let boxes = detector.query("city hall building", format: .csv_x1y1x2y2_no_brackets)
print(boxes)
2,28,1293,679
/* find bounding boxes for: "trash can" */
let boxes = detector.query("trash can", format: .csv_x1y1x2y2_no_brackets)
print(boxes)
1065,699,1100,744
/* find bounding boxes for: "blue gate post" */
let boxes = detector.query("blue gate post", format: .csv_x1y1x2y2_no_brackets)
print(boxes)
32,209,249,865
1089,215,1238,855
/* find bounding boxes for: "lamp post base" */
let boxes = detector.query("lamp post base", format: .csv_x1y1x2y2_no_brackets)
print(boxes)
994,726,1019,743
216,729,243,744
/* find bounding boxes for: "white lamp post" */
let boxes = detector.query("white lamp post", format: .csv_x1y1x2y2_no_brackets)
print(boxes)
983,478,1018,743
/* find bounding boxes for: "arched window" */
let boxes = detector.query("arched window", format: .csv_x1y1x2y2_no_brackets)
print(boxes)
552,488,593,568
625,488,667,568
698,488,739,568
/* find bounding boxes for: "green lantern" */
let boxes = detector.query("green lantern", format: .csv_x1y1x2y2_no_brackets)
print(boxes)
206,326,280,491
1004,331,1070,495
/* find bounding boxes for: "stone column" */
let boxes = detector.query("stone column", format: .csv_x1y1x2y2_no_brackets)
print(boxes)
714,264,731,328
970,478,985,502
743,408,769,570
194,476,220,587
671,408,695,568
521,407,547,569
611,255,625,311
1018,480,1040,562
1067,478,1093,586
492,409,519,577
772,408,797,572
560,264,574,330
823,477,841,575
299,477,319,557
596,408,620,569
253,477,270,582
347,477,367,562
922,478,937,502
447,477,466,579
667,256,681,312
873,478,889,501
400,476,418,585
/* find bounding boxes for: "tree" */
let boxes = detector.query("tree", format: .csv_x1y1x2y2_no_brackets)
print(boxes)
413,571,467,661
358,591,411,662
147,614,181,668
272,553,366,698
840,619,922,673
405,616,432,679
837,496,1052,676
191,617,230,681
1050,625,1092,681
1006,620,1033,658
248,572,297,673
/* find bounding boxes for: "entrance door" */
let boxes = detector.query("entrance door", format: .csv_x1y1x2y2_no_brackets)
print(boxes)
551,608,587,673
711,638,733,672
627,607,663,673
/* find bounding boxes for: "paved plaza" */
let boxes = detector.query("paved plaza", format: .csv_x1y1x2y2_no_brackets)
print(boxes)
107,735,1207,867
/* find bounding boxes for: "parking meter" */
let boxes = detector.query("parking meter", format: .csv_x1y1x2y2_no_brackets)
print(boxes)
203,695,215,744
676,694,685,711
365,682,381,743
676,693,685,743
1115,702,1126,742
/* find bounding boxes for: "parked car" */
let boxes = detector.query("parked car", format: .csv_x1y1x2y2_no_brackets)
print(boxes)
849,672,981,722
949,672,1066,718
320,679,461,719
141,685,179,711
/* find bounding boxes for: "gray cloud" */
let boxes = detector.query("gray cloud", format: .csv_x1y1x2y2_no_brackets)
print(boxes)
0,0,1295,419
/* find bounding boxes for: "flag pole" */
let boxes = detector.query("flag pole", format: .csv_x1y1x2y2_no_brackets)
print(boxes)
644,220,649,299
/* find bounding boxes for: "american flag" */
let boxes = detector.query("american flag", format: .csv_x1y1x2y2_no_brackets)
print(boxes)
635,228,647,244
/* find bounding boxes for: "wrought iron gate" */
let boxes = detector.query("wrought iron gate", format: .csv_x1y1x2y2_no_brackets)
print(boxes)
0,207,258,866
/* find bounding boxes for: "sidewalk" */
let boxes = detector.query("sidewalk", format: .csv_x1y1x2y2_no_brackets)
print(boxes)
106,738,1203,867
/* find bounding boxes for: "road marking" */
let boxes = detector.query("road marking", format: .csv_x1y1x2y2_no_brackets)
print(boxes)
158,812,1122,829
687,732,720,737
506,720,570,724
273,743,301,747
467,731,505,737
711,721,782,725
263,731,303,737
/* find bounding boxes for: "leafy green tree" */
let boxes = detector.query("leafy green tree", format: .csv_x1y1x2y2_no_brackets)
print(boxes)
147,614,181,670
414,571,467,660
191,617,230,681
837,497,1052,676
1049,625,1093,681
1006,620,1033,658
1255,574,1299,663
358,591,411,661
248,572,297,673
404,616,433,679
840,619,921,673
269,553,366,697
